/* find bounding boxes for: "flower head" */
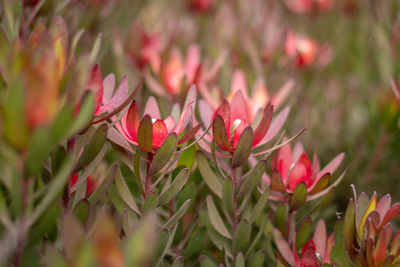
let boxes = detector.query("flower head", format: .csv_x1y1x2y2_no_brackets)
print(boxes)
270,140,345,196
116,86,198,152
285,32,319,67
283,0,333,14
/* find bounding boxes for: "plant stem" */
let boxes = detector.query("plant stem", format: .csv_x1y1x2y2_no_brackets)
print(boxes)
145,152,154,197
231,167,238,234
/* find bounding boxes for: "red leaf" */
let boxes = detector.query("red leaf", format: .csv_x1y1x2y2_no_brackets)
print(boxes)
125,100,140,142
253,104,273,147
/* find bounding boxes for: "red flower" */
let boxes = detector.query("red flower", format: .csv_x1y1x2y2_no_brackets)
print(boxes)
189,0,215,13
116,86,198,152
271,140,344,195
285,32,319,67
70,173,97,197
283,0,333,14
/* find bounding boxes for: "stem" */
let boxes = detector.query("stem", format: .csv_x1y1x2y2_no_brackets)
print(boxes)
231,167,238,234
144,153,154,197
15,178,29,266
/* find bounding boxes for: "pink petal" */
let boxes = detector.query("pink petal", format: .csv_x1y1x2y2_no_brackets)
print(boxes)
86,64,103,114
198,99,214,128
152,119,168,149
271,137,292,183
317,152,345,179
253,105,273,147
185,45,201,84
230,69,248,100
300,240,319,267
272,229,296,266
212,100,231,137
376,194,392,225
174,102,193,135
96,76,128,115
288,153,313,191
313,220,327,259
125,100,140,142
262,107,290,143
202,49,227,82
144,96,161,119
380,203,400,229
183,84,197,111
102,73,115,103
162,49,184,95
249,78,269,119
232,120,248,148
312,151,320,177
108,126,135,152
292,142,305,162
164,116,176,132
230,91,248,124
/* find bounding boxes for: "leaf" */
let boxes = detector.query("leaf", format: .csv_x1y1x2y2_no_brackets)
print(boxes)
232,127,253,168
290,182,307,211
88,164,118,203
28,157,74,226
158,168,189,206
133,146,145,196
153,229,169,262
115,168,140,215
272,229,295,266
343,198,356,258
235,252,245,267
309,173,330,195
148,133,178,176
176,182,196,209
238,160,266,198
171,256,184,267
270,169,286,192
73,200,89,225
162,199,191,230
222,178,234,216
25,127,52,177
177,142,196,169
212,115,231,151
233,220,251,253
207,195,232,239
275,203,287,238
142,192,158,213
330,244,353,267
249,188,270,223
74,124,107,172
296,217,312,249
200,256,218,267
184,227,207,258
248,250,265,267
137,115,153,152
196,152,222,198
65,92,95,138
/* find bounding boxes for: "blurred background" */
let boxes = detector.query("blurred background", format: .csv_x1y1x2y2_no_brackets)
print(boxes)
29,0,400,220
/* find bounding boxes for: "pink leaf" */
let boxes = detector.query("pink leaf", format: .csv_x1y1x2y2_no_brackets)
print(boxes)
317,152,345,179
144,96,161,119
313,220,327,259
230,69,248,100
253,105,273,147
262,107,290,143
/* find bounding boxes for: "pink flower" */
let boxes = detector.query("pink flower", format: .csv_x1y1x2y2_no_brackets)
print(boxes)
116,86,199,152
283,0,333,14
189,0,215,13
285,32,319,67
271,140,345,194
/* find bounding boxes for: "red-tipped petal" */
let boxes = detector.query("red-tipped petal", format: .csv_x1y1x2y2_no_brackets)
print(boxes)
262,107,290,143
143,96,161,119
230,69,248,100
212,99,231,137
125,100,140,142
300,240,319,267
185,44,201,83
164,116,176,132
288,153,313,191
86,64,104,114
253,104,273,147
152,119,169,149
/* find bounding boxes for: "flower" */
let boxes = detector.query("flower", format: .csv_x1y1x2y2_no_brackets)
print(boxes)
285,32,319,67
283,0,333,14
79,64,140,124
116,86,199,152
344,190,400,266
270,140,345,196
70,173,97,197
188,0,215,13
274,220,335,266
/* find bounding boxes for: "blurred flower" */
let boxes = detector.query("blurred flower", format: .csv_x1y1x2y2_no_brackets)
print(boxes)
116,86,199,152
188,0,215,13
344,190,400,266
270,140,344,195
274,219,335,266
283,0,333,14
128,23,162,72
70,173,97,197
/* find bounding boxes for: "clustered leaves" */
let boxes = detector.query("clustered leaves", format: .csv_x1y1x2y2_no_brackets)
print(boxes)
0,1,399,267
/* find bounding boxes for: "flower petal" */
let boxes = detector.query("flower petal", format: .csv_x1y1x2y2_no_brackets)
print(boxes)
185,44,201,84
102,73,116,103
143,96,161,119
199,99,214,128
292,142,305,162
253,104,273,147
262,107,290,143
212,99,231,137
86,64,104,114
317,152,345,179
152,119,169,149
380,203,400,230
313,220,327,259
288,153,313,191
230,91,248,124
230,69,248,100
272,137,292,183
125,100,140,142
376,194,392,225
97,76,128,115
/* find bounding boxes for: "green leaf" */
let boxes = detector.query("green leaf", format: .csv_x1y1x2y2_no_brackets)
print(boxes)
197,152,222,198
142,192,158,213
233,220,251,253
343,198,356,258
238,160,266,198
270,169,286,192
207,195,232,239
296,217,312,249
171,256,184,267
74,124,107,172
162,199,191,230
232,127,253,168
249,188,270,223
246,215,267,258
212,115,230,151
275,203,288,238
25,127,52,177
137,115,153,152
153,229,169,262
133,146,145,196
249,251,265,267
115,168,140,215
89,33,102,64
158,168,189,206
200,256,218,267
235,252,245,267
65,92,95,138
290,182,307,211
28,157,74,226
330,244,353,267
88,164,118,203
309,173,331,195
222,178,234,216
149,133,177,176
177,142,196,169
176,182,196,209
184,227,207,258
154,225,178,266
